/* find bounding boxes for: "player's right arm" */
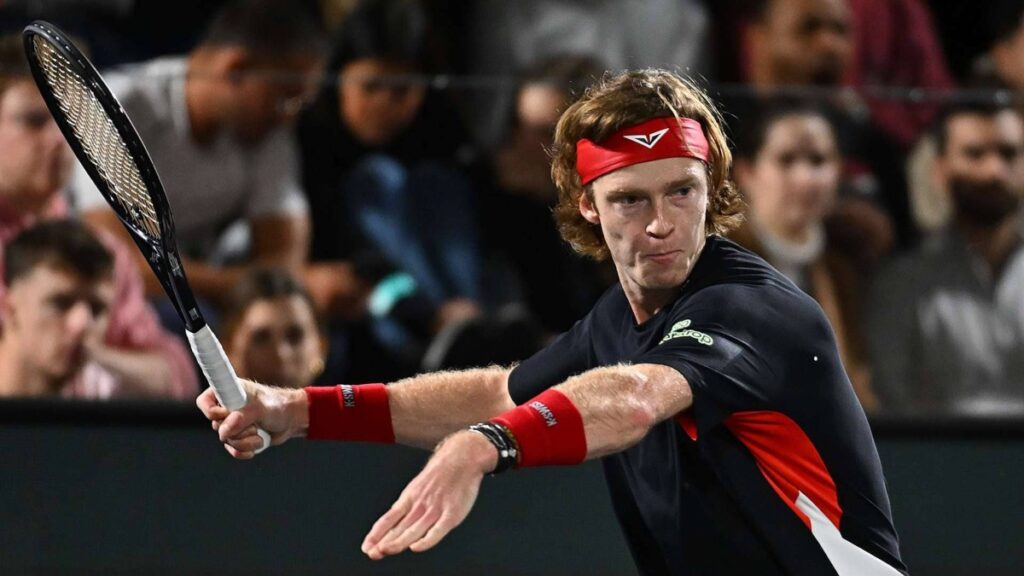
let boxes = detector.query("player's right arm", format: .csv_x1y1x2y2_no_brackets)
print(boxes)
196,366,516,458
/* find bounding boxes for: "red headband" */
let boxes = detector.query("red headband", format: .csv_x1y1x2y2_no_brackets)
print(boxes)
575,117,710,185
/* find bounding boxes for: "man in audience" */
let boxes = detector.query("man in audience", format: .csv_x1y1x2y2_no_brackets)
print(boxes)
868,101,1024,416
73,0,331,314
0,221,180,399
731,0,915,253
0,35,195,399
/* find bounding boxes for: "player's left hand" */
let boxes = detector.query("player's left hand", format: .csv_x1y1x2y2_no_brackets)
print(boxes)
361,430,498,559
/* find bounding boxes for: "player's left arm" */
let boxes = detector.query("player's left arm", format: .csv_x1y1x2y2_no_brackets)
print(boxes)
361,363,690,559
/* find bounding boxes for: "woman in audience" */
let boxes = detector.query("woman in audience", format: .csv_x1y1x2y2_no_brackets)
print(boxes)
732,101,877,410
223,268,326,390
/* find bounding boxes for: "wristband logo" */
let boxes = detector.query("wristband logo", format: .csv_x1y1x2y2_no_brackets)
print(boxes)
529,401,558,427
659,319,713,346
340,384,356,408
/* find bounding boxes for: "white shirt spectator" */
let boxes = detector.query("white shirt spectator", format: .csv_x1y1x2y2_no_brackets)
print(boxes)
70,57,308,261
867,228,1024,416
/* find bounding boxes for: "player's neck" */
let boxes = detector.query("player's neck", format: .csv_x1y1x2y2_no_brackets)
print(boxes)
0,339,57,397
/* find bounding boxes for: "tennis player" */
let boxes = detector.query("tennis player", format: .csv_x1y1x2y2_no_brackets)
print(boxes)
198,69,907,575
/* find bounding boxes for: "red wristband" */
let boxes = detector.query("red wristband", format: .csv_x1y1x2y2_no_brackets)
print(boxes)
491,389,587,467
304,384,395,443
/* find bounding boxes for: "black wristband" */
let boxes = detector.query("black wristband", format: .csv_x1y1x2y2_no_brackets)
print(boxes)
468,422,518,475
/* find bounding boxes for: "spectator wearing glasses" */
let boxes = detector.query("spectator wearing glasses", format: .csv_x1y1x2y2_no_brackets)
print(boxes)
71,0,328,322
0,34,195,400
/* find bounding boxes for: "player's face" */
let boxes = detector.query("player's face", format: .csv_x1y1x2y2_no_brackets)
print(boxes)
742,114,840,235
2,265,112,384
762,0,852,85
0,81,73,204
228,295,322,389
939,111,1024,226
338,58,426,147
582,157,709,298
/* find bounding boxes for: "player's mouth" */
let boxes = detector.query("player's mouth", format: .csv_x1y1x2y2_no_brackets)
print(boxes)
643,250,682,264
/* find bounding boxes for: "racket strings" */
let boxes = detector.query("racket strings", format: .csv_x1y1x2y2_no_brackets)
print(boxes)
31,37,162,241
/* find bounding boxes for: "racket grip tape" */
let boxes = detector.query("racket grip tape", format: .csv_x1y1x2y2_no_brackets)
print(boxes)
187,325,270,454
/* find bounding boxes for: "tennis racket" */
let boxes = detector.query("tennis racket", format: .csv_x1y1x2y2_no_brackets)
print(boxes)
23,21,269,452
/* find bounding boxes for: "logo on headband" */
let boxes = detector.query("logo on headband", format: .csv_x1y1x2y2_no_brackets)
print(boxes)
575,117,710,186
623,128,669,150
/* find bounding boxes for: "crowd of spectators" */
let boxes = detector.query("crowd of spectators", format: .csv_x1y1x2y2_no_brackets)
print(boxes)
0,0,1021,419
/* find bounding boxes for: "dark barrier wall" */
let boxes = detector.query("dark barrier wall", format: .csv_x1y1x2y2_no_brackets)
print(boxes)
2,401,1023,575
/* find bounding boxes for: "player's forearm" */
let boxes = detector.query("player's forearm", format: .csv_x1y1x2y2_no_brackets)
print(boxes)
556,363,692,459
389,367,516,449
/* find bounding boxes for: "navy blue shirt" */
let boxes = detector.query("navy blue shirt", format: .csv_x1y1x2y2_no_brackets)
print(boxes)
508,236,906,576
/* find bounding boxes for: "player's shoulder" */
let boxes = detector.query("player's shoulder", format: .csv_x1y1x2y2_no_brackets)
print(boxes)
670,237,829,334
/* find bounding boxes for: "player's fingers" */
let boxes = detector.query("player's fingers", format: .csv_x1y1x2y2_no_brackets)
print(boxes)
374,506,441,557
409,511,456,553
362,499,411,554
374,501,432,552
224,443,255,460
226,432,265,454
219,410,256,443
196,388,229,421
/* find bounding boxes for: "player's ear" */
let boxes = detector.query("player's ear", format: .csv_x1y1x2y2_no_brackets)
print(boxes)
579,189,600,224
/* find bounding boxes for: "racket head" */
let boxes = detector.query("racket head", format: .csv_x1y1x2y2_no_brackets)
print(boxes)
23,21,205,330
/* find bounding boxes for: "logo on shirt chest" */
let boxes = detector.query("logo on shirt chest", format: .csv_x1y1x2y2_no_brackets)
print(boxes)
659,319,713,346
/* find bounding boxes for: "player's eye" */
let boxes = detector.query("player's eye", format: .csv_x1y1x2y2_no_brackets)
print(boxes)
670,186,693,197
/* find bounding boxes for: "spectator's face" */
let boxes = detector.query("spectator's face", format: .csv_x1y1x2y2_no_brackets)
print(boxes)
227,53,321,144
939,111,1024,226
228,295,322,389
741,114,840,235
0,80,73,204
759,0,852,86
582,157,709,296
2,264,112,383
338,58,426,147
517,83,565,146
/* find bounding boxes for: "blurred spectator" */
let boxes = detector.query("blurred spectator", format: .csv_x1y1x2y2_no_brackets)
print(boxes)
868,102,1024,417
969,0,1024,93
844,0,955,148
299,0,505,376
72,0,327,317
732,102,875,409
484,54,612,332
727,0,904,257
0,221,184,399
466,0,712,149
0,34,195,400
223,268,325,389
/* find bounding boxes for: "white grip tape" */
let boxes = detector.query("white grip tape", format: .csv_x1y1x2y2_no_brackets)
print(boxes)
187,325,270,454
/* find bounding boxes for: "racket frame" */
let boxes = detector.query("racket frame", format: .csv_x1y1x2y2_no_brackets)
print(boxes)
23,21,205,333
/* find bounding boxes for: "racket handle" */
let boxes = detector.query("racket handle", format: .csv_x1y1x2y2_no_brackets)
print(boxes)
187,326,270,454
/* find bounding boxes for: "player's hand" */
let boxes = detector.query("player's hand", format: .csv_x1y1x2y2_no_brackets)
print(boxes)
361,430,498,559
195,380,309,459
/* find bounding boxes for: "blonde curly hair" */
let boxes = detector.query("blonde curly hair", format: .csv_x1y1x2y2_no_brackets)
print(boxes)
550,69,744,261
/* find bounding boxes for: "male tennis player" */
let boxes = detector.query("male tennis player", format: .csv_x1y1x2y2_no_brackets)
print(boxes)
199,69,907,575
